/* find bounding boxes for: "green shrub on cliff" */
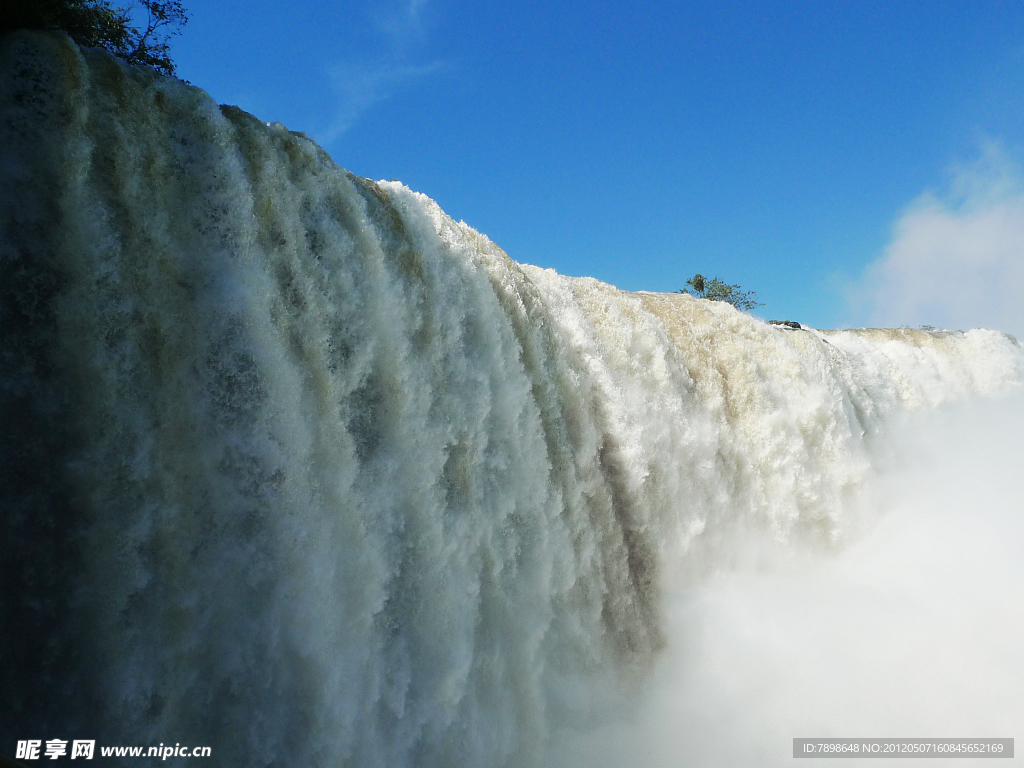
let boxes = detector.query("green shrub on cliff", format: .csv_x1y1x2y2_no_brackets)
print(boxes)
1,0,188,76
677,273,763,312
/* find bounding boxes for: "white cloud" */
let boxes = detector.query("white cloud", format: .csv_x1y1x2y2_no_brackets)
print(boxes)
861,143,1024,339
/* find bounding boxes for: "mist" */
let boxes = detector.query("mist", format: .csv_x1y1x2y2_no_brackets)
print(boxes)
549,391,1024,767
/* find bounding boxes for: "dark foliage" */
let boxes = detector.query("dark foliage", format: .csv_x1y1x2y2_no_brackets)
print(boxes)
1,0,188,76
677,273,763,312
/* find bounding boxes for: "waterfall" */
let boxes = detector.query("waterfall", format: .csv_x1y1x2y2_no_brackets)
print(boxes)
2,31,1021,767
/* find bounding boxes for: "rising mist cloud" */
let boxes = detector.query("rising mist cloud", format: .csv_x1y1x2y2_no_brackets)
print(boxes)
548,392,1024,767
861,144,1024,340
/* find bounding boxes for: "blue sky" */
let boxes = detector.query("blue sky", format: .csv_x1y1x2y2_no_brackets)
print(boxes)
170,1,1024,333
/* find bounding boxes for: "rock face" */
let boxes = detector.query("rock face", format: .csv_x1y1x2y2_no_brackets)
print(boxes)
770,320,803,329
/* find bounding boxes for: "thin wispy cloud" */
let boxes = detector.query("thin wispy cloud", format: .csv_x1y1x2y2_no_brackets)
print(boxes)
322,0,445,144
858,142,1024,339
323,60,444,143
375,0,430,51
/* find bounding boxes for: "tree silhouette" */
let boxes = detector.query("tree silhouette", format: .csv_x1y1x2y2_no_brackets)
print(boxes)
2,0,189,77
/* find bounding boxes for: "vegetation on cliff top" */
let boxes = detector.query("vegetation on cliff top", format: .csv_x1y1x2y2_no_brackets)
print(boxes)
677,273,763,312
1,0,188,76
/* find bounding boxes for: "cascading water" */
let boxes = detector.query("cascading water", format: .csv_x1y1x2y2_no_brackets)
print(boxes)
2,32,1022,767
